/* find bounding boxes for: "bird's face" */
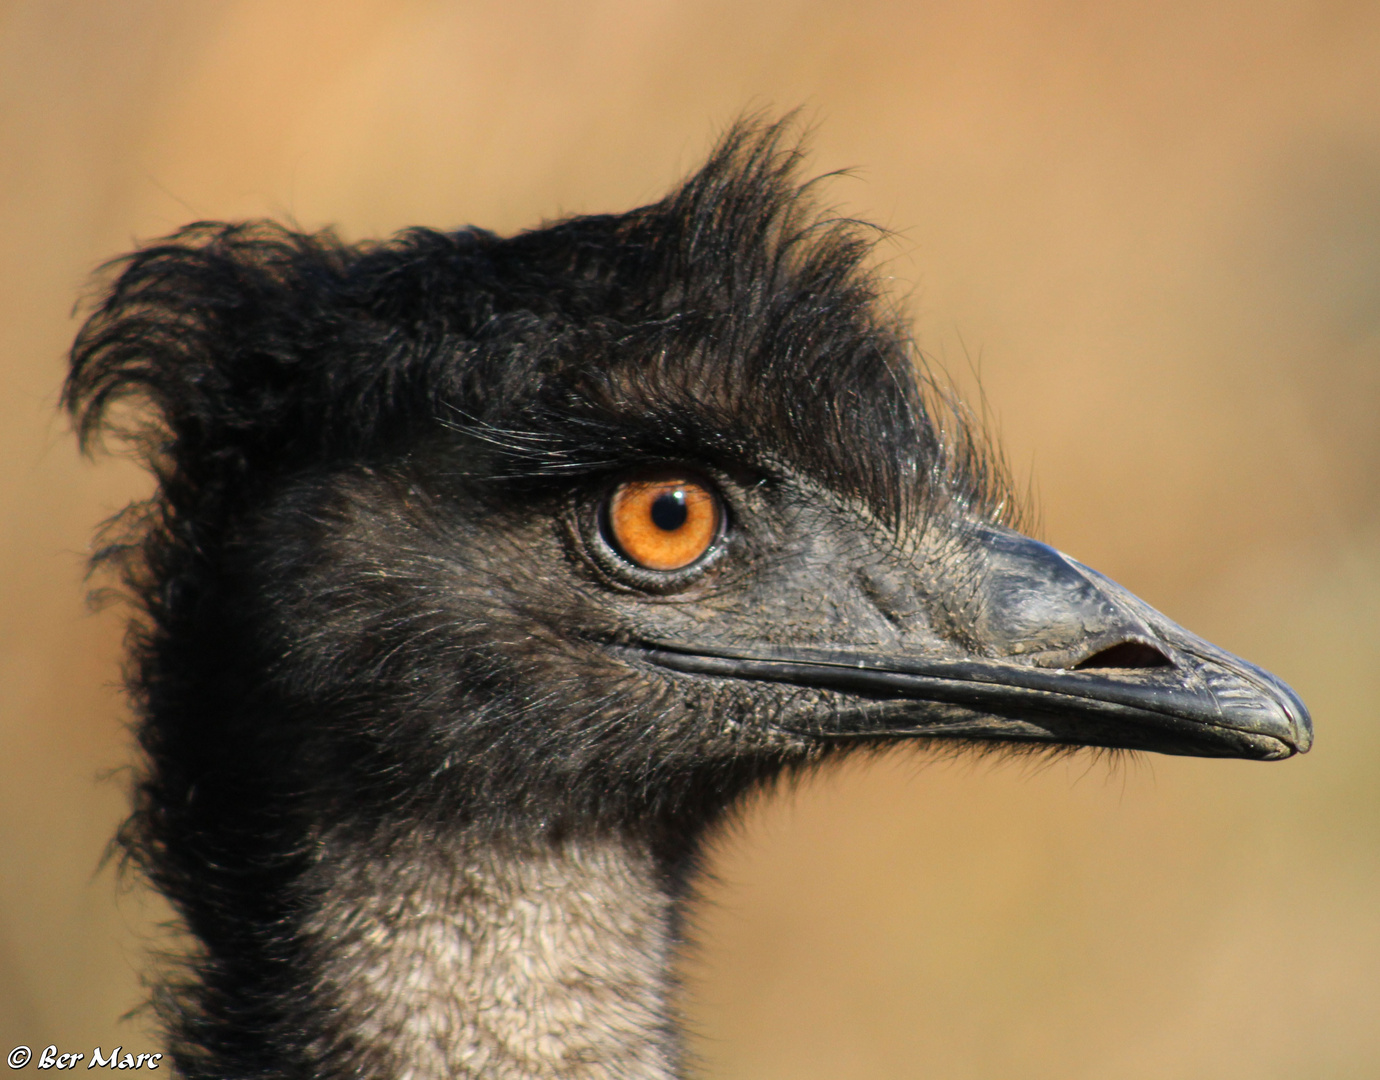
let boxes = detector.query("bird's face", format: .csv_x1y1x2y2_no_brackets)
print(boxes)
295,423,1309,821
532,456,1311,766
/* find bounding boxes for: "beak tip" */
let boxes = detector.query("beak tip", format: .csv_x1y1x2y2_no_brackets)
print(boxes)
1288,708,1314,756
1272,674,1314,756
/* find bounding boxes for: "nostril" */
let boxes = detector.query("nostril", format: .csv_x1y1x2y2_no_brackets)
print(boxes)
1074,641,1172,670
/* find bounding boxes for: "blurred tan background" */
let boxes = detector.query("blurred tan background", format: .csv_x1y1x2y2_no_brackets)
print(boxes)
2,2,1377,1076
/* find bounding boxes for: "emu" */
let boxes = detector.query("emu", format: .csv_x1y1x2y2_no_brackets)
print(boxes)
67,120,1310,1080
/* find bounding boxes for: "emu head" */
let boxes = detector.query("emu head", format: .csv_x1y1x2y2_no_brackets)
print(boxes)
66,121,1310,873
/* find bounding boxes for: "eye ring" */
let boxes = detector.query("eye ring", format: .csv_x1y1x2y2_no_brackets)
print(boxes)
603,473,722,572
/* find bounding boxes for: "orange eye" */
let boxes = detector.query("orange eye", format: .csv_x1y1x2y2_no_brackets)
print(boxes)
607,476,721,571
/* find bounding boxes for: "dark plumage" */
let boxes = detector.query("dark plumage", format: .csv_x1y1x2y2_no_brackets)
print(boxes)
67,119,1310,1080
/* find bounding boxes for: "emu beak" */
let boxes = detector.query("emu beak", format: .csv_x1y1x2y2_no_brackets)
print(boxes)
639,530,1313,761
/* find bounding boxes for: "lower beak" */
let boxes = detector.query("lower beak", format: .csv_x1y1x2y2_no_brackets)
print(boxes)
638,639,1309,760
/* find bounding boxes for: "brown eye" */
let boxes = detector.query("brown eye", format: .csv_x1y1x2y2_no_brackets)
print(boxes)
607,476,721,571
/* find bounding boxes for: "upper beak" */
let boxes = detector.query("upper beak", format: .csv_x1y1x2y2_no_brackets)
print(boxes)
636,530,1312,761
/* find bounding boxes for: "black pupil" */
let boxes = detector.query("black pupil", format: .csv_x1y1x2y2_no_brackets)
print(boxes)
650,489,689,531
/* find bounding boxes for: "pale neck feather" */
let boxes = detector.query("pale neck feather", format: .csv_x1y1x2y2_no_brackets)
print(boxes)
302,831,683,1080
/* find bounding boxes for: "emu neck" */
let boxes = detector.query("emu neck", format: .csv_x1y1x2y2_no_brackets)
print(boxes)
305,830,683,1080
